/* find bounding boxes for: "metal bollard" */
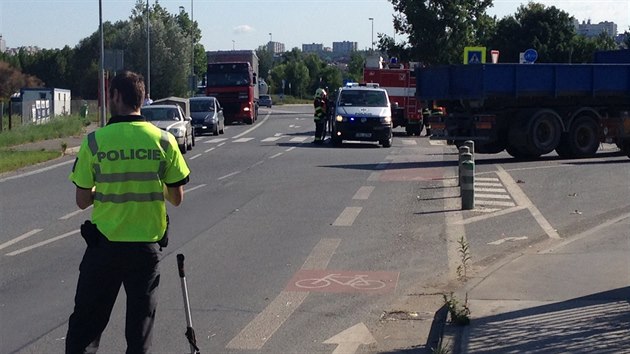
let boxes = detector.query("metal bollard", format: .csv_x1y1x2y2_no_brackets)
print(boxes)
458,146,470,186
464,140,475,160
461,158,475,210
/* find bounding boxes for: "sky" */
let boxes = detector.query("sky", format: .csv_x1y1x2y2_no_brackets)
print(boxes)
0,0,628,51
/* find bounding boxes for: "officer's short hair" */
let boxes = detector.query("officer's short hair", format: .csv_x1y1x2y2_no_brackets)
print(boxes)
110,71,145,110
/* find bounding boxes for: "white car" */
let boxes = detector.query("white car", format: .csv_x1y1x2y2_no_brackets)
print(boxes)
141,104,195,153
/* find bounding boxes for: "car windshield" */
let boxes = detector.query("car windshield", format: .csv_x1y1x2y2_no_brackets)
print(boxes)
260,95,270,100
141,108,180,121
190,100,215,112
339,90,387,107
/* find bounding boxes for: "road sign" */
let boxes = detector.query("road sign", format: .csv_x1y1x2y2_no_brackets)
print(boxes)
523,48,538,63
463,47,487,64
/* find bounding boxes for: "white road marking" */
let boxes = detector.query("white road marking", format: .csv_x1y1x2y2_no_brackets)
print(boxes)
429,140,445,146
233,137,254,143
353,186,375,200
232,112,272,139
285,147,296,152
0,229,43,251
333,207,363,226
261,137,282,142
218,171,241,180
324,323,376,354
0,159,74,183
475,187,507,193
6,229,80,256
184,184,206,193
458,205,527,225
217,142,226,147
204,147,215,153
367,172,380,181
476,193,512,200
289,137,309,142
488,236,529,245
226,238,340,350
269,153,283,159
402,139,417,145
443,177,467,279
475,208,502,213
189,153,202,160
476,177,500,182
496,165,561,239
475,200,517,207
475,182,503,187
204,138,227,143
59,206,92,220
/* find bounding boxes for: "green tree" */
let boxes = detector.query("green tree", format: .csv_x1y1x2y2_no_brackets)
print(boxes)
347,52,365,82
0,61,43,100
269,64,286,95
284,61,309,98
388,0,493,64
256,45,274,81
488,3,576,63
570,32,619,63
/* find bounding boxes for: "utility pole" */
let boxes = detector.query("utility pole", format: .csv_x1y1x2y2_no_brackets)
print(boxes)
146,1,151,99
368,17,374,52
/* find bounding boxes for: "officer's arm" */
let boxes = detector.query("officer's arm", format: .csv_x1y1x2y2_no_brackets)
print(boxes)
164,185,184,206
75,187,94,209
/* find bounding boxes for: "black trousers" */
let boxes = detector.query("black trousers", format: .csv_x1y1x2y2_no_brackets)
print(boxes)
66,240,161,354
314,119,327,141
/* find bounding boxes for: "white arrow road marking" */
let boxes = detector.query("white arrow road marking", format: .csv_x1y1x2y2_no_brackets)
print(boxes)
323,322,376,354
488,236,529,245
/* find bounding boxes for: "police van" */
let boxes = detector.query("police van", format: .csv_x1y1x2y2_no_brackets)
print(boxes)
330,83,393,147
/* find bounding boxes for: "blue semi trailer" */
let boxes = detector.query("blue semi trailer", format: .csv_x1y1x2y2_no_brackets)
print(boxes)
417,50,630,159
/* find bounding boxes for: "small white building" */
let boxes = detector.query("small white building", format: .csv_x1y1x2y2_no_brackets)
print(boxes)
19,88,72,123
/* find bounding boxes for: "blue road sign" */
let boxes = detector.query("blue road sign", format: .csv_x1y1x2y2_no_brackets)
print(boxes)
523,49,538,63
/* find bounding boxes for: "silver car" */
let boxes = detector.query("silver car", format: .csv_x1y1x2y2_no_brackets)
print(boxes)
190,96,225,136
141,104,194,153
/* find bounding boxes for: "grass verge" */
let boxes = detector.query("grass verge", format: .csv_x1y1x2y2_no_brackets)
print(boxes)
0,114,93,173
0,150,63,174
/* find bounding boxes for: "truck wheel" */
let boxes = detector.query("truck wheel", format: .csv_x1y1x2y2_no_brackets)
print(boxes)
617,140,630,158
381,137,392,148
506,143,540,159
246,117,254,125
412,125,422,136
527,110,561,156
565,117,599,158
405,126,413,136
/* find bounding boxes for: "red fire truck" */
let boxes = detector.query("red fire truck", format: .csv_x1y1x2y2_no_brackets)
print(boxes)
363,57,424,136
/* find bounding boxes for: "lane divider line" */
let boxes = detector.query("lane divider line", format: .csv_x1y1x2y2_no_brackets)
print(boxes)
218,171,241,181
232,112,272,139
6,229,80,256
333,207,363,226
0,229,43,251
353,186,375,200
60,206,92,220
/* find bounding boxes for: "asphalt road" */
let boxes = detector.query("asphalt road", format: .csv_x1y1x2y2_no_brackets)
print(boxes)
1,104,628,353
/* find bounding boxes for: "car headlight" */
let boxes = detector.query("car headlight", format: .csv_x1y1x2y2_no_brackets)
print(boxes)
381,116,392,123
168,127,184,137
243,107,251,112
335,115,345,122
205,115,217,123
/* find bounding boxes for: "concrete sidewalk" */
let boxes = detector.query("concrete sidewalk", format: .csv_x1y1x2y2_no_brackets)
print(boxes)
453,212,630,353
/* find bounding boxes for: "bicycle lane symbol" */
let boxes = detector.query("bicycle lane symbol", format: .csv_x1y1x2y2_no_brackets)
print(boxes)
285,270,399,294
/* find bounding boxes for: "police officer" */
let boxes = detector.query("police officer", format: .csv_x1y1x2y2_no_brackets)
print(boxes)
66,71,190,354
313,87,328,144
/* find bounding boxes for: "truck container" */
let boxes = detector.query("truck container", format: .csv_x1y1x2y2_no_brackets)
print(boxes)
417,50,630,159
363,57,423,135
206,50,259,124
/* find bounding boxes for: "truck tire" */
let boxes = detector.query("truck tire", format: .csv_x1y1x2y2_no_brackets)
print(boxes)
557,117,599,158
507,119,539,159
617,140,630,158
380,137,392,148
506,143,540,159
526,110,562,156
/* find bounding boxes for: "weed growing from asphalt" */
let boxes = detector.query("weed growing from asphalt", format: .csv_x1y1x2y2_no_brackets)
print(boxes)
431,340,451,354
443,292,470,326
456,236,471,281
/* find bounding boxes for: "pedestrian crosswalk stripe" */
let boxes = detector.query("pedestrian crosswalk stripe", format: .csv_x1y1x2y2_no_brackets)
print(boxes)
475,182,503,187
476,193,512,200
233,138,254,143
476,208,502,213
475,187,507,193
290,137,309,142
476,200,516,207
476,177,500,182
429,140,445,146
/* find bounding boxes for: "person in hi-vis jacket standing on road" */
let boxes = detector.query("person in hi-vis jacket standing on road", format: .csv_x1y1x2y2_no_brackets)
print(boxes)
66,71,190,354
313,87,328,144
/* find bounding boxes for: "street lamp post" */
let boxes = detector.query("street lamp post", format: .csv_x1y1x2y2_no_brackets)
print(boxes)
146,1,151,100
190,0,194,95
368,17,374,51
99,0,106,127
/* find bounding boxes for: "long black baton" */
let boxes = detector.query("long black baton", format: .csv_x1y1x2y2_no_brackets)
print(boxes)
177,254,200,354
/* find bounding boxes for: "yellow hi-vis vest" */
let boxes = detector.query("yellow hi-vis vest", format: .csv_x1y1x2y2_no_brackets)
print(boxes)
70,119,190,242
